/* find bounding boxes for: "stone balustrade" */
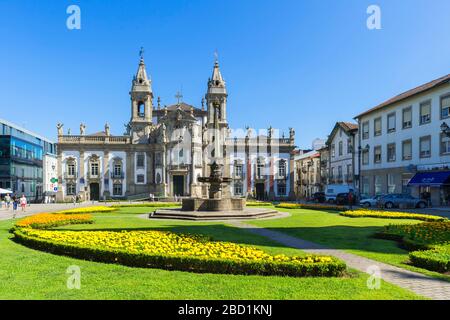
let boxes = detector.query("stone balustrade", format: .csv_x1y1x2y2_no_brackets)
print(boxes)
58,135,131,144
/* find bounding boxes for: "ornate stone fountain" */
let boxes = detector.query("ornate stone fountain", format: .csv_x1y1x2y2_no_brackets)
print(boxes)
182,161,245,211
152,162,283,220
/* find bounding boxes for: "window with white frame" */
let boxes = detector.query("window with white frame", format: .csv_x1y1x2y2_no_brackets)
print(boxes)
387,113,396,133
419,136,431,158
331,144,335,158
420,101,431,124
440,133,450,155
441,95,450,119
362,149,369,165
347,138,352,154
278,160,286,177
362,121,369,140
346,164,352,181
402,107,412,129
235,164,243,177
387,174,396,194
338,141,343,156
277,184,286,196
67,163,76,176
66,184,76,196
113,163,122,177
362,176,370,195
234,183,243,196
374,176,382,195
374,146,382,163
113,183,122,196
387,143,396,162
257,160,265,178
136,174,145,183
136,153,145,168
402,140,412,160
374,117,382,136
90,162,99,176
337,166,342,180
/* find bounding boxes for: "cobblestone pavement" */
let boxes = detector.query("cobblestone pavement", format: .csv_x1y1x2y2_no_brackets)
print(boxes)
0,202,102,221
230,221,450,300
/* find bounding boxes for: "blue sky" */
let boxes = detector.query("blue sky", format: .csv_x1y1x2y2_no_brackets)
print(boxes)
1,0,450,149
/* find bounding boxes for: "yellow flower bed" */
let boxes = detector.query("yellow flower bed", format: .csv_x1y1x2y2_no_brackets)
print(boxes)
276,203,346,211
384,221,450,245
16,213,93,229
18,228,332,264
341,210,445,222
246,201,273,207
13,227,345,276
55,206,117,214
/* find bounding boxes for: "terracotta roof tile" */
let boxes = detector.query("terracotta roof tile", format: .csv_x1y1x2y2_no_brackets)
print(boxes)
355,74,450,119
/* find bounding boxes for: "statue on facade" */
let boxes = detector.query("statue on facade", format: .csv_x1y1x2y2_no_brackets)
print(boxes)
56,123,64,136
268,126,274,138
68,128,71,135
123,123,131,135
289,127,295,140
105,123,110,136
160,123,167,144
80,123,86,135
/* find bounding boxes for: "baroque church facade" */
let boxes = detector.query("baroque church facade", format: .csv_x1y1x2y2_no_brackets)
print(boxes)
56,54,295,202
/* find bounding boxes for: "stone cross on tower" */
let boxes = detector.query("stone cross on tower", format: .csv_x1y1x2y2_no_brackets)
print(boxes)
139,47,145,60
175,91,183,105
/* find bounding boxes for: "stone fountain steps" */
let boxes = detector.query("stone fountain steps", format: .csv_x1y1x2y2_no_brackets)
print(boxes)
149,208,283,221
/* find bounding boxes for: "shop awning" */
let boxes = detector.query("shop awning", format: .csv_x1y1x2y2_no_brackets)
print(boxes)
408,171,450,186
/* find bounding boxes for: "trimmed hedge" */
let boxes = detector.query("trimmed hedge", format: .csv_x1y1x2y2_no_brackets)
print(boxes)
275,203,346,211
341,210,445,222
409,246,450,273
14,213,93,230
55,206,117,214
378,221,450,273
12,228,346,277
246,201,274,207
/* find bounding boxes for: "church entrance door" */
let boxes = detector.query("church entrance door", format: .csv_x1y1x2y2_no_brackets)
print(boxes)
90,183,100,201
256,183,265,200
173,176,184,196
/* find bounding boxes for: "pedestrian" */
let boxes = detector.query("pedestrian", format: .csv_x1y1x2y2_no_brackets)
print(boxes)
347,191,354,210
5,194,11,210
72,195,77,206
20,194,27,212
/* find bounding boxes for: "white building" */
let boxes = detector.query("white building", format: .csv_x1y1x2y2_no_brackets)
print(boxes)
355,74,450,206
325,122,359,189
43,154,58,200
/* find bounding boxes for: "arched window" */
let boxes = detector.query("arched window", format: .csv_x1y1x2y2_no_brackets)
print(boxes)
138,102,145,117
278,160,286,177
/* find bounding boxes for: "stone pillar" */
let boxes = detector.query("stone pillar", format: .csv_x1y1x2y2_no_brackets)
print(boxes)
79,150,86,201
103,151,110,199
125,152,134,196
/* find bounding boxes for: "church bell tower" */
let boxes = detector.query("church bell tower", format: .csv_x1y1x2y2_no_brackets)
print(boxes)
129,48,153,143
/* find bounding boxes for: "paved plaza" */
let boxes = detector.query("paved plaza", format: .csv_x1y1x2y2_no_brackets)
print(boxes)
0,202,103,221
231,221,450,300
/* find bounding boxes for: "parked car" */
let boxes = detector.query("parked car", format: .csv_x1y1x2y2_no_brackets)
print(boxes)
359,194,384,208
325,185,356,203
335,192,357,205
377,194,428,209
312,192,326,203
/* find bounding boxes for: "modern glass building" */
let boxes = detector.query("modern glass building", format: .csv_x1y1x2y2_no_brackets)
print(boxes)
0,118,56,202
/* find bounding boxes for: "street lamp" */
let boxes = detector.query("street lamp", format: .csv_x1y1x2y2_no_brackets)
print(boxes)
441,122,450,137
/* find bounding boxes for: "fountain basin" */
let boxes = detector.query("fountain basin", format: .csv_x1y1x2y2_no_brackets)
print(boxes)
182,198,246,211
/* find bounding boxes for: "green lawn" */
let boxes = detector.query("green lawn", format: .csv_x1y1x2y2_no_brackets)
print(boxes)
248,207,450,281
0,207,423,299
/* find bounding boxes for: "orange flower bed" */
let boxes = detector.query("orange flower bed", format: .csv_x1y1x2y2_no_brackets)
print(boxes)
16,213,93,229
